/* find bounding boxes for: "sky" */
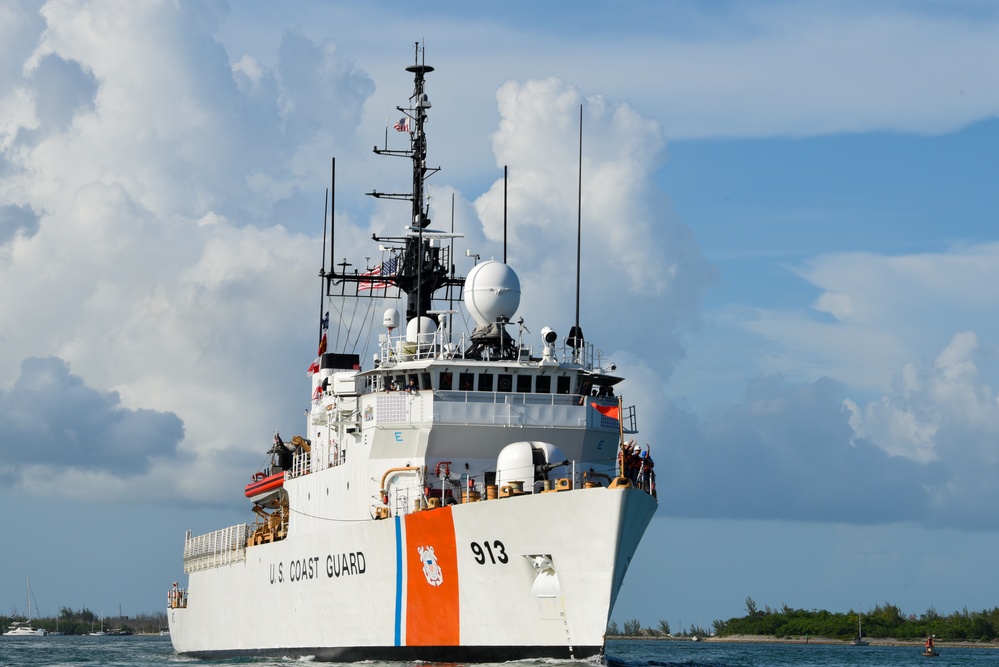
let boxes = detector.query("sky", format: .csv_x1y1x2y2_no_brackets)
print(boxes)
1,0,998,632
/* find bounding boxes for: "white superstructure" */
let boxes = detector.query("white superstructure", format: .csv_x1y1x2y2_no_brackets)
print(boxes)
167,46,658,662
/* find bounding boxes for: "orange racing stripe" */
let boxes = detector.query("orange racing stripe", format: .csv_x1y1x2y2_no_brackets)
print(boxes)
404,506,459,646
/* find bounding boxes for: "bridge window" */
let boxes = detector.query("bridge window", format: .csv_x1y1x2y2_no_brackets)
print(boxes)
498,374,513,392
459,373,474,391
478,373,494,392
557,376,571,394
516,374,532,393
536,376,551,394
439,371,453,390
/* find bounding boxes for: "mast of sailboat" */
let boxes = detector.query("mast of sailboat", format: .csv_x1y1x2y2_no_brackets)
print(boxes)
26,575,33,622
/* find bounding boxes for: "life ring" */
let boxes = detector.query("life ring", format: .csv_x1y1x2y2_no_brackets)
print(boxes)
253,472,266,482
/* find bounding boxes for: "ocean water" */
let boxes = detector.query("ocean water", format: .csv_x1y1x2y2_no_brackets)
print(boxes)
0,636,993,667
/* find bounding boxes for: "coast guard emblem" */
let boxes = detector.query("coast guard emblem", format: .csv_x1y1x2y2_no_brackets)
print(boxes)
417,545,443,587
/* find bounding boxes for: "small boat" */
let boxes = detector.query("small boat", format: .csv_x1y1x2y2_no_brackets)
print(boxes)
244,470,285,503
852,605,869,646
3,621,46,637
922,636,939,657
89,612,107,636
3,576,46,636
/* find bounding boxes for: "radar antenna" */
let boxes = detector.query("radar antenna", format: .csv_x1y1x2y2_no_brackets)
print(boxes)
323,44,465,325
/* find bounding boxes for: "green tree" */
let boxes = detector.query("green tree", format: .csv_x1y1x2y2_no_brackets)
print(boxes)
657,619,671,636
623,619,642,636
606,620,620,636
689,624,709,638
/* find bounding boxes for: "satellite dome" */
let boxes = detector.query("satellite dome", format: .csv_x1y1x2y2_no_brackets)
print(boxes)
383,308,401,329
464,260,521,327
406,316,437,344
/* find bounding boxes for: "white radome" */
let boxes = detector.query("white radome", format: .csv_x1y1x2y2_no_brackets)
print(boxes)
464,260,521,326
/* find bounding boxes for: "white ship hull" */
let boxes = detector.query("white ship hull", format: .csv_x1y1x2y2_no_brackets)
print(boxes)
170,486,655,660
3,626,47,636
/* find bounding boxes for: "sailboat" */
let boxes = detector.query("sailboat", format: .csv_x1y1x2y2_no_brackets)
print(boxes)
852,605,869,646
89,611,107,636
3,576,47,636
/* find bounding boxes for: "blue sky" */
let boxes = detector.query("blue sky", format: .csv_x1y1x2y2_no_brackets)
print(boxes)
1,0,998,631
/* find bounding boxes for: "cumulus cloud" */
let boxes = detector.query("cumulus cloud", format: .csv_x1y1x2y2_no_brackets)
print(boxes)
0,356,184,487
2,1,994,537
657,374,932,525
471,77,717,375
656,324,999,530
724,243,999,396
0,203,40,244
0,1,379,504
665,243,999,530
845,332,999,528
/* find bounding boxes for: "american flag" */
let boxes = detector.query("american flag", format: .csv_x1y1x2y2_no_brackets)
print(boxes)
393,116,410,132
358,255,399,291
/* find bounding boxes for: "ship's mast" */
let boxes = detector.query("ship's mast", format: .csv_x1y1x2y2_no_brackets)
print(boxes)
325,44,463,325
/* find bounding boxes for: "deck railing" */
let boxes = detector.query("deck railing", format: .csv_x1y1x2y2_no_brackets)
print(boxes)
183,524,251,573
377,331,599,369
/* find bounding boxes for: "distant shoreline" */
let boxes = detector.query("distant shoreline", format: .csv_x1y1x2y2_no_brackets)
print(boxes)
609,635,999,649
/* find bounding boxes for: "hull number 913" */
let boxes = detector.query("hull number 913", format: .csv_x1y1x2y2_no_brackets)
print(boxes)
470,540,509,564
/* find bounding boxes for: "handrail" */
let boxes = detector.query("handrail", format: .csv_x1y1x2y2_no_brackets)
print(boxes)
376,331,598,369
380,465,423,499
183,524,250,572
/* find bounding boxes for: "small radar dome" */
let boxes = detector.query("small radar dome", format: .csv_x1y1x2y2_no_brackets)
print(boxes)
464,260,521,327
383,308,401,329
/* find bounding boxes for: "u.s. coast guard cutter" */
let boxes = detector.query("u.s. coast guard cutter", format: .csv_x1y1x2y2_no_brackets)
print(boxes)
167,47,659,661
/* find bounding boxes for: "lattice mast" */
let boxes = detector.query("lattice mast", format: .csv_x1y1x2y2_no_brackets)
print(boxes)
324,43,464,325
